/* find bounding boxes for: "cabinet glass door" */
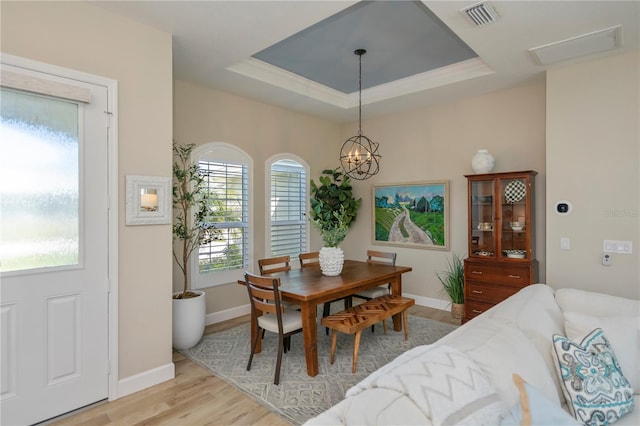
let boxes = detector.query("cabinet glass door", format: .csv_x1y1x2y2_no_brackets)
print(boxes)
470,179,495,257
499,177,528,259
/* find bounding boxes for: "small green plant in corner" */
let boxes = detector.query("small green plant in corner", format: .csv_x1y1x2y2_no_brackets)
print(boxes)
309,168,361,246
172,141,216,299
436,253,465,304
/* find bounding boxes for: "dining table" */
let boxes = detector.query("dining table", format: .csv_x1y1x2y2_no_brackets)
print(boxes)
238,259,412,377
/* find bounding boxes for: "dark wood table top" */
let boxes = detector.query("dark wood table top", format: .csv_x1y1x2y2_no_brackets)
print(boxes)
265,259,412,303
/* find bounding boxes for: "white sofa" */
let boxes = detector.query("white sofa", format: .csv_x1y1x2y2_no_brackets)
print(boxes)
305,284,639,425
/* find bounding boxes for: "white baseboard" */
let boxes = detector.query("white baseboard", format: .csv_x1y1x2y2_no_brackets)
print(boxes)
206,303,251,325
115,306,249,399
116,362,175,399
403,292,452,311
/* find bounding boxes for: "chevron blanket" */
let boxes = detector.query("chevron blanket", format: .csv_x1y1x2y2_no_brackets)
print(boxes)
342,345,509,425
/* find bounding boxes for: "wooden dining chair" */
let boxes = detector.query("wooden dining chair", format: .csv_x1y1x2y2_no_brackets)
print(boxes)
244,272,303,385
353,250,397,300
258,255,298,310
352,250,397,332
298,251,320,269
258,255,291,274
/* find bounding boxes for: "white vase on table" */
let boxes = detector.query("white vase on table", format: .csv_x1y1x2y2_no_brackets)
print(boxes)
319,247,344,276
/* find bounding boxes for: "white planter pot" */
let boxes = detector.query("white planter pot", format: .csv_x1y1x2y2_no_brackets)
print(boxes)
172,290,206,350
319,246,344,276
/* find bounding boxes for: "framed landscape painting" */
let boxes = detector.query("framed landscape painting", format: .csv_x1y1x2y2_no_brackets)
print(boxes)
372,180,449,250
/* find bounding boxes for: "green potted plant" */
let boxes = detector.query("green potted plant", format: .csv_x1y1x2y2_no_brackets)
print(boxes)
435,253,465,319
172,141,216,349
309,168,361,276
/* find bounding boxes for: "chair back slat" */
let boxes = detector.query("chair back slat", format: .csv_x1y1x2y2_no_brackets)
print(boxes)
252,297,279,314
258,255,291,274
367,250,397,266
299,252,320,268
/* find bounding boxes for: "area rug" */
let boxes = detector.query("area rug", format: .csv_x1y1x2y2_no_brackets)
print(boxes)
180,314,457,425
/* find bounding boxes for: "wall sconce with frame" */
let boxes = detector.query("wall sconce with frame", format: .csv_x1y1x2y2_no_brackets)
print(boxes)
125,175,171,225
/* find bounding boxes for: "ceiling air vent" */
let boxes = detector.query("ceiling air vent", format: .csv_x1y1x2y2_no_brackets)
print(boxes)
461,2,499,26
529,26,622,66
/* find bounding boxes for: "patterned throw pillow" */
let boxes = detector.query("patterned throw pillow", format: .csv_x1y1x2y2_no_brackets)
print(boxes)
552,328,634,426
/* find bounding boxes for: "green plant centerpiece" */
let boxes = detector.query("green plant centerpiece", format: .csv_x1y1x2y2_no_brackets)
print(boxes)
171,141,216,349
309,168,361,276
435,253,465,319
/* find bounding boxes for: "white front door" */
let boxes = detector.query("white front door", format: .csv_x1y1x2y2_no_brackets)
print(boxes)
1,64,110,425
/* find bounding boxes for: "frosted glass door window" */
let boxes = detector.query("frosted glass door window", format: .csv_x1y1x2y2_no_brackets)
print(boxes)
0,88,80,272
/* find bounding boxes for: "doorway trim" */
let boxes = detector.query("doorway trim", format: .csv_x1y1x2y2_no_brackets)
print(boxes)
2,53,120,401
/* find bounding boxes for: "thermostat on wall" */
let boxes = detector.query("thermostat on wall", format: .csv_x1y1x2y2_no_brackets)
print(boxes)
554,200,573,215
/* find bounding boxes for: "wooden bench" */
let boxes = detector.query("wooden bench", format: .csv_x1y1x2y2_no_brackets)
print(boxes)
321,294,415,373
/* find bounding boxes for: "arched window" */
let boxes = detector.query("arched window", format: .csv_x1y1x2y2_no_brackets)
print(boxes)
193,143,252,287
266,155,309,264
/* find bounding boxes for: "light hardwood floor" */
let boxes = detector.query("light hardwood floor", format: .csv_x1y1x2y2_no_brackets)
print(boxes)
49,306,459,426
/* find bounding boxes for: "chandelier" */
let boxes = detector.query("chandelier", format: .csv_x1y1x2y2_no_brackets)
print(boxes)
340,49,381,180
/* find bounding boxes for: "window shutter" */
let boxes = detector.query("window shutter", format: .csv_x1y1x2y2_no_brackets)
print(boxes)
198,160,248,272
270,160,306,258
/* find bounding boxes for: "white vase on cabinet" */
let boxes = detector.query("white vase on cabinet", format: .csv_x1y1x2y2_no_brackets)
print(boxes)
471,149,495,174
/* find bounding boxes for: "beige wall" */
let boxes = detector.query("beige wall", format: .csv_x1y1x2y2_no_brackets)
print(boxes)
1,2,174,379
546,51,639,299
340,80,547,301
173,79,341,312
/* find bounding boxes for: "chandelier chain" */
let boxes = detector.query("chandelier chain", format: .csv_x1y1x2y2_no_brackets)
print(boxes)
358,50,362,134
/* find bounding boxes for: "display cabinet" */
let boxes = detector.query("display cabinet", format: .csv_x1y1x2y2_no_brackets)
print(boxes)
463,170,538,322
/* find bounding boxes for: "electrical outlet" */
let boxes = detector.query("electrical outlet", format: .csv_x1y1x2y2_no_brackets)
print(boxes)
602,253,612,266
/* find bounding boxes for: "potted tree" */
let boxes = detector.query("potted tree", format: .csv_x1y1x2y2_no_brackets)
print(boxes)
309,168,361,276
435,253,465,319
172,141,216,349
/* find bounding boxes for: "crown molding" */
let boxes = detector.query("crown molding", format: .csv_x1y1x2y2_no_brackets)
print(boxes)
226,57,348,108
227,56,494,110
